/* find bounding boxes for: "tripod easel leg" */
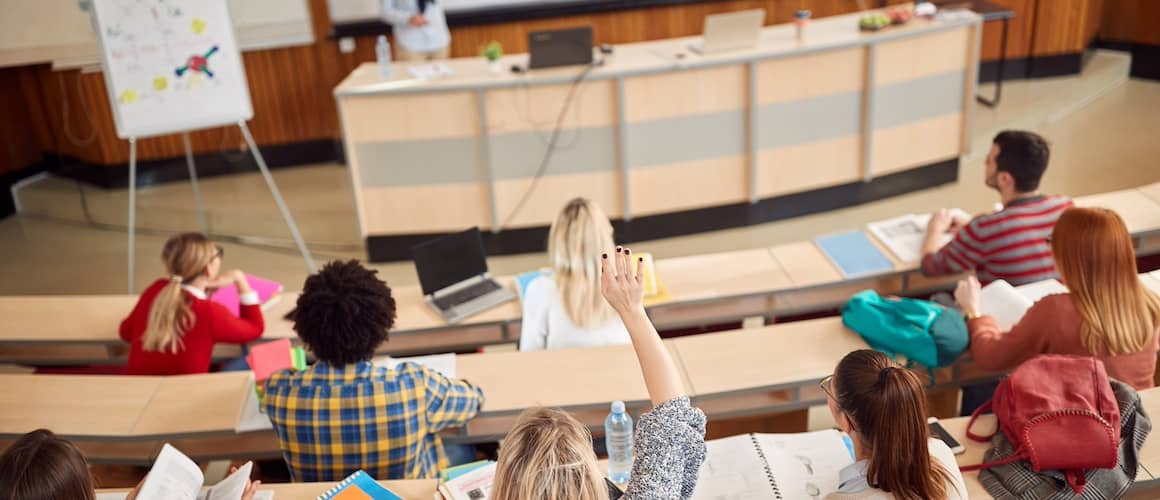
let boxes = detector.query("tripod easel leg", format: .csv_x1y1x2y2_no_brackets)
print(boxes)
237,121,317,273
183,132,209,234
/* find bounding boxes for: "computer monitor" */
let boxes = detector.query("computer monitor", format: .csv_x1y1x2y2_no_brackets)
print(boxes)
528,26,594,70
411,227,489,296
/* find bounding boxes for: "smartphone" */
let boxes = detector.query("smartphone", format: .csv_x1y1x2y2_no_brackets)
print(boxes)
928,416,965,455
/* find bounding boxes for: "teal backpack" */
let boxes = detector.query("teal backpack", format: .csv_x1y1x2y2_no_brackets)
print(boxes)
841,290,969,369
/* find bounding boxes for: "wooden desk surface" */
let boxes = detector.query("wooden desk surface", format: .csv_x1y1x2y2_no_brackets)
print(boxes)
459,342,651,414
1138,182,1160,206
0,374,161,437
97,480,438,499
653,248,791,303
131,372,252,437
769,241,844,287
1075,188,1160,236
672,317,865,396
0,295,135,342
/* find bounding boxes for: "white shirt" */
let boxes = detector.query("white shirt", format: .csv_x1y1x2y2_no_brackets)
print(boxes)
519,275,631,352
381,0,450,53
826,439,967,499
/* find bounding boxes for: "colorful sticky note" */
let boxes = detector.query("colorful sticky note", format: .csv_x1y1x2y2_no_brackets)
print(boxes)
119,89,138,104
191,18,207,34
152,76,168,91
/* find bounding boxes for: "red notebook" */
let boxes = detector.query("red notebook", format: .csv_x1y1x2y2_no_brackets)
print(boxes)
246,338,293,383
210,273,283,317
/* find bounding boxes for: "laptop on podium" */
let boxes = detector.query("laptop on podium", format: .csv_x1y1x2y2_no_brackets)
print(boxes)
412,228,515,324
688,9,766,54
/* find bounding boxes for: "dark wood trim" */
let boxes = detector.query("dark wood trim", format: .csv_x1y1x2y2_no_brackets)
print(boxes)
365,158,960,262
0,163,49,220
977,51,1083,83
44,139,342,190
1096,40,1160,81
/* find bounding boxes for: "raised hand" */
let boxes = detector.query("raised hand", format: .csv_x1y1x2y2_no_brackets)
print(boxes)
600,247,644,315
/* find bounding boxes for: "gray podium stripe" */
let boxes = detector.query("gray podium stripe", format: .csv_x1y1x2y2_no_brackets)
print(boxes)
489,127,617,180
756,92,863,150
356,138,481,187
874,71,966,129
626,110,746,168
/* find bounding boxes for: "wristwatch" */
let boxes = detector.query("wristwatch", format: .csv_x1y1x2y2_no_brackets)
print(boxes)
963,310,982,321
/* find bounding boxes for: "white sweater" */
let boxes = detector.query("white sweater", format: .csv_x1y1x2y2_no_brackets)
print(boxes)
518,275,631,352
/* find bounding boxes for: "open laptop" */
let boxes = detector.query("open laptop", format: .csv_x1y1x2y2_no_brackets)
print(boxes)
528,26,594,70
688,9,765,54
412,228,515,324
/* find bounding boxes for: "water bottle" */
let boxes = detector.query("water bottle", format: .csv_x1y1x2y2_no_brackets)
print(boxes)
605,400,633,484
375,35,392,78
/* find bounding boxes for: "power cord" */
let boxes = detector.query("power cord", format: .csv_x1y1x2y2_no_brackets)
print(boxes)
499,62,597,229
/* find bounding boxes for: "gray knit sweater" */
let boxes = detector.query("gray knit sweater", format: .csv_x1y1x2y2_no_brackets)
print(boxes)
622,397,708,500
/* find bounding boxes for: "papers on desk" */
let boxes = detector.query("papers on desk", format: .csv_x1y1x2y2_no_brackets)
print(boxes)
407,63,453,80
373,352,457,379
814,231,895,278
979,279,1068,331
696,429,854,500
866,210,968,264
100,444,272,500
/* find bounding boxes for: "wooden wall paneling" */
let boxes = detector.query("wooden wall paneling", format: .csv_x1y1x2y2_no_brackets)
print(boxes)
977,0,1035,60
0,67,43,175
1099,0,1160,46
1031,0,1102,56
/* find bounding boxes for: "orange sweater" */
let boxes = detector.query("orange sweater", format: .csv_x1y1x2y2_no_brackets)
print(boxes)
968,293,1160,390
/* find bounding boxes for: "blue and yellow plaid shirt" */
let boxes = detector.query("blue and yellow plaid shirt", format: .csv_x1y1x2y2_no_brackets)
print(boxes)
263,360,484,481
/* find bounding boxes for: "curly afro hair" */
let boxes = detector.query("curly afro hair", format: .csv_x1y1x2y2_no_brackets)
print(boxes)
292,260,396,365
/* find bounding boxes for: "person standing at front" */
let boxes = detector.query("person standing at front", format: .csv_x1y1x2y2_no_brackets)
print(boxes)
382,0,450,61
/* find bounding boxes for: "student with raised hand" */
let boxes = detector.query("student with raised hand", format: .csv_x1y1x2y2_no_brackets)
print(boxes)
520,198,630,352
0,429,260,500
921,130,1073,286
956,207,1160,389
119,233,264,375
822,350,967,500
493,247,707,500
263,260,484,481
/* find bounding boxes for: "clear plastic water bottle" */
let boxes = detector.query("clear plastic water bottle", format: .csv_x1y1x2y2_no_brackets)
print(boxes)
375,35,392,78
605,400,633,484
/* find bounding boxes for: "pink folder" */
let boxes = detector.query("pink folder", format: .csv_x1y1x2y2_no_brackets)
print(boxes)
246,338,293,382
210,273,283,317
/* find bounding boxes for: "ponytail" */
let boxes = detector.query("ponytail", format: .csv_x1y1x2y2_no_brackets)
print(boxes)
835,351,955,500
141,233,217,353
143,276,193,353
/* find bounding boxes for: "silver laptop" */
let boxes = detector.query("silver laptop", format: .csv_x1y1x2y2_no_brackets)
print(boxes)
412,227,515,324
688,9,766,54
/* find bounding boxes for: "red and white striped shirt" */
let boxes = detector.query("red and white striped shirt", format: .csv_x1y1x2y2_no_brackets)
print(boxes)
922,195,1074,285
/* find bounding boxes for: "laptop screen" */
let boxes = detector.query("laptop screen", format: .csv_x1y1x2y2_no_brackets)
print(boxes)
411,227,489,296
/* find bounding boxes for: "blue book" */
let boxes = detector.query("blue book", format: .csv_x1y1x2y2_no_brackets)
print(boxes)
317,470,402,500
814,231,895,278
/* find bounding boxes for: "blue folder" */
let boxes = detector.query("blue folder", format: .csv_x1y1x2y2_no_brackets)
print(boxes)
814,230,895,278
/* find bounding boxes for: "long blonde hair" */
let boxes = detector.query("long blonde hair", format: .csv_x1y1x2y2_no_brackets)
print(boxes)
548,198,615,328
492,407,609,500
143,233,218,353
1052,207,1160,355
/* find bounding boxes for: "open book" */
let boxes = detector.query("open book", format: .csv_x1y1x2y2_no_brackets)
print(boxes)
866,210,969,264
695,429,854,499
95,444,271,500
979,279,1069,331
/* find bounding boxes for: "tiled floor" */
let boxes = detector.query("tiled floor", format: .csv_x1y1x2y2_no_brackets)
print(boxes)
4,50,1159,297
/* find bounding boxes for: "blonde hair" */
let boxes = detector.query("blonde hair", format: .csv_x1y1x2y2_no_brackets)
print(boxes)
143,233,218,353
1052,207,1160,355
548,198,616,328
492,407,609,500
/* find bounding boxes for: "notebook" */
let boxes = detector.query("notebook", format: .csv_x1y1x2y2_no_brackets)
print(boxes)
438,462,496,500
440,460,495,482
814,231,895,278
246,339,296,383
979,279,1068,331
866,210,968,263
211,273,283,317
318,470,402,500
695,429,854,500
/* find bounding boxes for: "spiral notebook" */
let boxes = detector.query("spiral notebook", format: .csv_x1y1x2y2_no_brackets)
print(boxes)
695,429,854,499
317,470,402,500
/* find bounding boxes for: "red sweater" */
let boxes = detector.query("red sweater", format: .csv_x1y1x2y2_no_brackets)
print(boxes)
969,294,1160,390
119,279,264,375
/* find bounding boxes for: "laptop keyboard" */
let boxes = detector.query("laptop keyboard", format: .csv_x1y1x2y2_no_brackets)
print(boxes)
433,280,502,311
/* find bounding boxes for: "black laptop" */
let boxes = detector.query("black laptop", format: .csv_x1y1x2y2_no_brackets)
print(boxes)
528,26,594,70
411,228,515,324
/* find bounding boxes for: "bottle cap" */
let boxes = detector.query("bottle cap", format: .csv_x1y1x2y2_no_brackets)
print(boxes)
611,400,626,414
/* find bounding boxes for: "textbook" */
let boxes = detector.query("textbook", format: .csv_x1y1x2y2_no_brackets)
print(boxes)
695,429,854,500
815,231,895,278
95,444,272,500
866,210,969,264
317,470,402,500
440,460,495,482
979,278,1068,331
438,461,496,500
246,338,304,383
210,273,283,317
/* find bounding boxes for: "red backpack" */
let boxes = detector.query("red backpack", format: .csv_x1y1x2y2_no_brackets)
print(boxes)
960,355,1121,494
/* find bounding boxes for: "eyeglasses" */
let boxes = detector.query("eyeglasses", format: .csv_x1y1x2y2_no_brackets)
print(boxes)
819,374,835,400
215,245,225,259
